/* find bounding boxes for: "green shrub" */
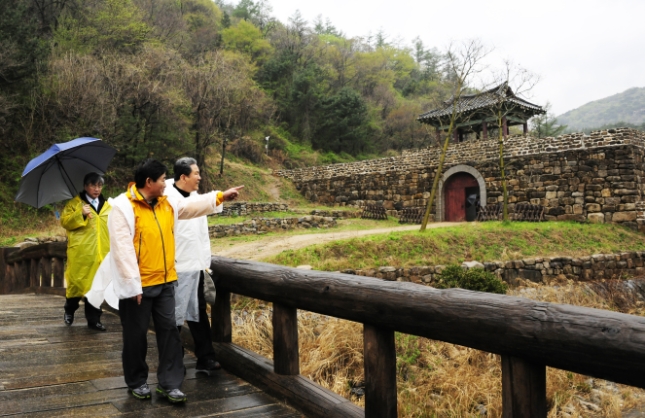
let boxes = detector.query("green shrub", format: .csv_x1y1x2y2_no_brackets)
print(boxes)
436,265,507,294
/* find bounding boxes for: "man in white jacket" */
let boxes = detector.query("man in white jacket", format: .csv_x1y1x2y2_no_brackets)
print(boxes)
165,157,221,374
90,159,242,404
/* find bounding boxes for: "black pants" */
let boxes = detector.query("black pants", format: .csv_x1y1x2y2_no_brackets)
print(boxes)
64,297,102,325
179,272,216,365
119,283,184,391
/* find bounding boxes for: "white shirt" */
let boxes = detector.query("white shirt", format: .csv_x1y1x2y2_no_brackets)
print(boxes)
86,193,98,210
164,179,217,272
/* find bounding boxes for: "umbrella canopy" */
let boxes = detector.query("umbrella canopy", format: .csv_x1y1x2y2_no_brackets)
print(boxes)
15,137,117,208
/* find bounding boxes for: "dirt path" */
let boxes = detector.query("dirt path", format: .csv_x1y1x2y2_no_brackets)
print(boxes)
212,222,460,261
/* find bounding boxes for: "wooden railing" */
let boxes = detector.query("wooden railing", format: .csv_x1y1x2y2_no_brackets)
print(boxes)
3,245,645,417
398,207,423,224
361,205,388,220
0,242,67,296
209,256,645,418
510,203,546,222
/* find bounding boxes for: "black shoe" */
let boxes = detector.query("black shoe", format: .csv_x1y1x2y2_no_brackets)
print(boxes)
64,313,74,326
196,358,221,375
88,322,107,332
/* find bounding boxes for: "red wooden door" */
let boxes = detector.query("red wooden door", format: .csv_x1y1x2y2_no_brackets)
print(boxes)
444,173,478,221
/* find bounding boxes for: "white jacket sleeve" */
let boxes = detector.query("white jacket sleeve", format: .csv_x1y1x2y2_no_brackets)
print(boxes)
176,191,223,220
108,205,143,299
201,215,212,270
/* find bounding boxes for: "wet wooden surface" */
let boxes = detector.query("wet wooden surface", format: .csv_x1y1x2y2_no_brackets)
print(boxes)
0,294,303,417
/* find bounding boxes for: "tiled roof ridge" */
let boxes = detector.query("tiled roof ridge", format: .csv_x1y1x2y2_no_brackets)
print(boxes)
419,82,544,121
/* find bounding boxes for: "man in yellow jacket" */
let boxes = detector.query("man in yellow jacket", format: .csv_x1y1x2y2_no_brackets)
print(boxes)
107,159,242,403
60,172,111,331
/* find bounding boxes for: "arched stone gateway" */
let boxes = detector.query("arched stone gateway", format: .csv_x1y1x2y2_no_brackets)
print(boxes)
435,165,487,222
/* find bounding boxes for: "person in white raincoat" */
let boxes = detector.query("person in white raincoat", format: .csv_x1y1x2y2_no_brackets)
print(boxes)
165,157,221,374
85,159,242,403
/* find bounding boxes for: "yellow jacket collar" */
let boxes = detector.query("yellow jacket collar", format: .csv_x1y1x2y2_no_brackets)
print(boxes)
126,182,167,206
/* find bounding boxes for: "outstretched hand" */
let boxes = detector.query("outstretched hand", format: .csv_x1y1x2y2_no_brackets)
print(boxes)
223,185,244,202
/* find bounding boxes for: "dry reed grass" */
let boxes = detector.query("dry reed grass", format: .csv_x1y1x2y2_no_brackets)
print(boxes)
230,281,645,417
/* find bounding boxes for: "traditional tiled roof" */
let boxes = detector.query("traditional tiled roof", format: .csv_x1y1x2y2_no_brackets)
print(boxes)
418,83,545,123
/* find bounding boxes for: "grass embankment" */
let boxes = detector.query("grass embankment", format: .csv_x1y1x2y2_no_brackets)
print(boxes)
267,221,645,270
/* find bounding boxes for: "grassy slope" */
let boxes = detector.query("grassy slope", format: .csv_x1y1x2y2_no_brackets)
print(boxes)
0,157,307,245
267,221,645,270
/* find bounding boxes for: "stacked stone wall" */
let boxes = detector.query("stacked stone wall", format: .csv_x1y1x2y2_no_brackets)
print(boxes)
219,202,289,217
342,251,645,286
275,129,645,229
209,215,336,238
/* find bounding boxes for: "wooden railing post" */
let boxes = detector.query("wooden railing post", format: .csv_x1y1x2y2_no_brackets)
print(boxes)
212,289,232,343
20,261,30,290
0,248,7,294
52,257,64,288
31,258,39,288
502,355,546,418
6,263,15,294
364,324,397,418
273,303,299,375
41,257,52,288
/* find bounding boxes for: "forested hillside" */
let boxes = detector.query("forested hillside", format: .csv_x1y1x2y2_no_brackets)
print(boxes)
0,0,460,215
557,86,645,132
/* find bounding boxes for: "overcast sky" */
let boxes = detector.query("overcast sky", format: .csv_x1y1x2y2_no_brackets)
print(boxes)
267,0,645,116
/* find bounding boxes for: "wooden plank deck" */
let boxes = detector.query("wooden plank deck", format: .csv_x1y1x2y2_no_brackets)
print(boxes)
0,294,303,417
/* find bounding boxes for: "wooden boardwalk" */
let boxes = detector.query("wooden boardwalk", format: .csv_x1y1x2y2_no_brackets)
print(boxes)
0,294,302,417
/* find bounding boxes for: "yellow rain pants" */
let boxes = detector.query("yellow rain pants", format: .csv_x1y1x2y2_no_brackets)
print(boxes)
60,195,111,298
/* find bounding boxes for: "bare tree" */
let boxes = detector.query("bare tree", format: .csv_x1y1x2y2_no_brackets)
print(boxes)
481,61,540,220
420,39,489,231
182,50,274,190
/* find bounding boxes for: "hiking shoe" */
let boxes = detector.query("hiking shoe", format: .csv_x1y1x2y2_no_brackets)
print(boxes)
129,383,151,400
156,387,187,403
196,358,221,375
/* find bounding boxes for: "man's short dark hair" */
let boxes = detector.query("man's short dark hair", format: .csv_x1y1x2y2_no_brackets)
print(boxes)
173,157,198,181
84,172,104,186
134,159,167,189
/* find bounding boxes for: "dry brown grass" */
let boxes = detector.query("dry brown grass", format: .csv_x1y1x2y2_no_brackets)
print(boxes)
230,282,645,417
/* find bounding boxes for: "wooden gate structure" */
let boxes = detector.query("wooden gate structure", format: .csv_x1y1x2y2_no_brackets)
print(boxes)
443,172,479,222
3,243,645,417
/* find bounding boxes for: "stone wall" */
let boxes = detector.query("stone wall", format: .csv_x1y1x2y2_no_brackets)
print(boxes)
341,251,645,286
209,215,337,238
218,202,289,217
310,209,361,218
275,129,645,229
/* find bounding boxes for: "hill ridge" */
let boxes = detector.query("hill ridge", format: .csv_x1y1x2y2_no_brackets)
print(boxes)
557,86,645,131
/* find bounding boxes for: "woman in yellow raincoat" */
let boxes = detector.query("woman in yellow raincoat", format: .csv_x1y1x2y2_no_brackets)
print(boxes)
60,172,111,331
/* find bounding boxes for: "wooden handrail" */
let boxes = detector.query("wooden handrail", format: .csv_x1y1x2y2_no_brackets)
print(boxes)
4,244,644,417
210,255,645,417
1,243,66,295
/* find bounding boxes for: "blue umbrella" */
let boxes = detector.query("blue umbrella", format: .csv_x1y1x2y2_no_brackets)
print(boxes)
15,137,117,208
